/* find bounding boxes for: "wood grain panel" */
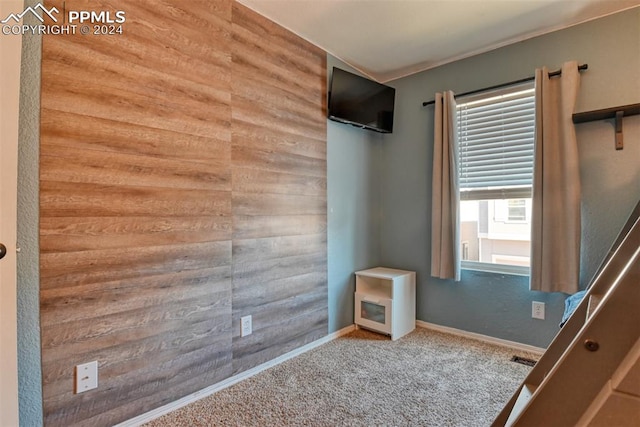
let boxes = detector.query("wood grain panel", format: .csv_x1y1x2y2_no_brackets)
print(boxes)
42,302,230,381
40,0,234,425
40,216,232,253
41,39,231,119
232,307,328,374
233,167,325,197
41,109,230,164
232,75,325,132
45,341,232,426
232,252,327,288
41,181,231,218
40,241,231,290
40,1,232,93
41,146,230,191
41,266,230,327
233,271,327,304
233,234,326,262
232,144,326,177
231,4,325,80
42,310,230,391
232,95,325,141
233,193,326,217
230,1,327,375
233,214,327,240
231,44,325,103
40,0,327,424
42,74,230,140
77,364,232,427
233,290,327,351
87,1,232,84
232,121,326,160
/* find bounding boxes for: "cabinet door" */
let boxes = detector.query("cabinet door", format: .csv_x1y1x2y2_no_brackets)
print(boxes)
355,293,392,334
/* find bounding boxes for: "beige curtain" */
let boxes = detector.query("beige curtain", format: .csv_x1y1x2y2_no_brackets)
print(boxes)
431,91,460,281
530,61,581,293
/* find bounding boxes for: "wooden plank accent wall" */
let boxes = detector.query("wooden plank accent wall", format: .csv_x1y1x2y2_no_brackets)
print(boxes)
38,1,327,425
230,2,328,373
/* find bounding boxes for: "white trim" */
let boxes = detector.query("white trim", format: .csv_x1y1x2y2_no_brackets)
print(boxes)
115,325,356,427
416,320,546,356
461,260,530,277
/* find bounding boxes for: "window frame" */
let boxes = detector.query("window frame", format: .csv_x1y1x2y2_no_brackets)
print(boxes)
461,260,530,276
456,81,535,276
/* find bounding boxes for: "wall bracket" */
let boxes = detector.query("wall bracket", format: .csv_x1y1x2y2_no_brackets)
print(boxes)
615,110,624,150
572,103,640,150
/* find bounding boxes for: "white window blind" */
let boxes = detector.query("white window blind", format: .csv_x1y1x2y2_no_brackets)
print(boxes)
457,82,535,200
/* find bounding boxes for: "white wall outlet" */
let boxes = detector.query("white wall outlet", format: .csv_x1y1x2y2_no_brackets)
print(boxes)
240,315,252,337
532,301,545,320
75,361,98,393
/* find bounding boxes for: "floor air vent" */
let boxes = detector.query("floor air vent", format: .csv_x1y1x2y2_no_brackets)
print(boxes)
511,356,537,367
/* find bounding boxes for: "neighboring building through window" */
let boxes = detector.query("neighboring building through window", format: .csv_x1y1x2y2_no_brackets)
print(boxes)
507,199,527,221
456,81,535,275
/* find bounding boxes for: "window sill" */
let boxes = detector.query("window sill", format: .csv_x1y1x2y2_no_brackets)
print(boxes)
461,260,530,277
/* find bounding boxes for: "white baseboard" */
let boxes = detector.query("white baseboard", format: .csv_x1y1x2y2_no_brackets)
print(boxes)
115,324,356,427
416,320,546,356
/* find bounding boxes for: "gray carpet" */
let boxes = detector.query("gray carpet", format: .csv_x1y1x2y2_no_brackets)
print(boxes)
145,327,537,426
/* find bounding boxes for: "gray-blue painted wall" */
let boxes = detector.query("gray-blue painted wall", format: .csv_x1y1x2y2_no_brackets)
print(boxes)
17,0,43,425
327,57,383,332
376,8,640,348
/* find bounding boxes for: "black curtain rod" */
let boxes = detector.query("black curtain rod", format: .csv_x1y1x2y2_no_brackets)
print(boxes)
421,63,588,107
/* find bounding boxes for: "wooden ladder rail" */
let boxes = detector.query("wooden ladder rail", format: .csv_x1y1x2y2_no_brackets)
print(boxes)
493,215,640,426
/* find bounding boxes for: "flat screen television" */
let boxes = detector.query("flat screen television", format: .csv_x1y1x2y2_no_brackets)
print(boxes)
328,67,395,133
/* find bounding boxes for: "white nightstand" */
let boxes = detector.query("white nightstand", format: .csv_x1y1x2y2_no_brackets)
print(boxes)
354,267,416,340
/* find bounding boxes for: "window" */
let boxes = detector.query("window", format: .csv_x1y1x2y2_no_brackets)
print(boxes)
493,199,530,223
507,199,527,222
456,82,535,275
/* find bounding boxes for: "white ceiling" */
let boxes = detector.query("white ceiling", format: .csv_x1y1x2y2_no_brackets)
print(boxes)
237,0,640,82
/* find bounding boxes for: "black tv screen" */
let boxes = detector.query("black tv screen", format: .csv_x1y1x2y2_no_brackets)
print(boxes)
328,67,395,133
